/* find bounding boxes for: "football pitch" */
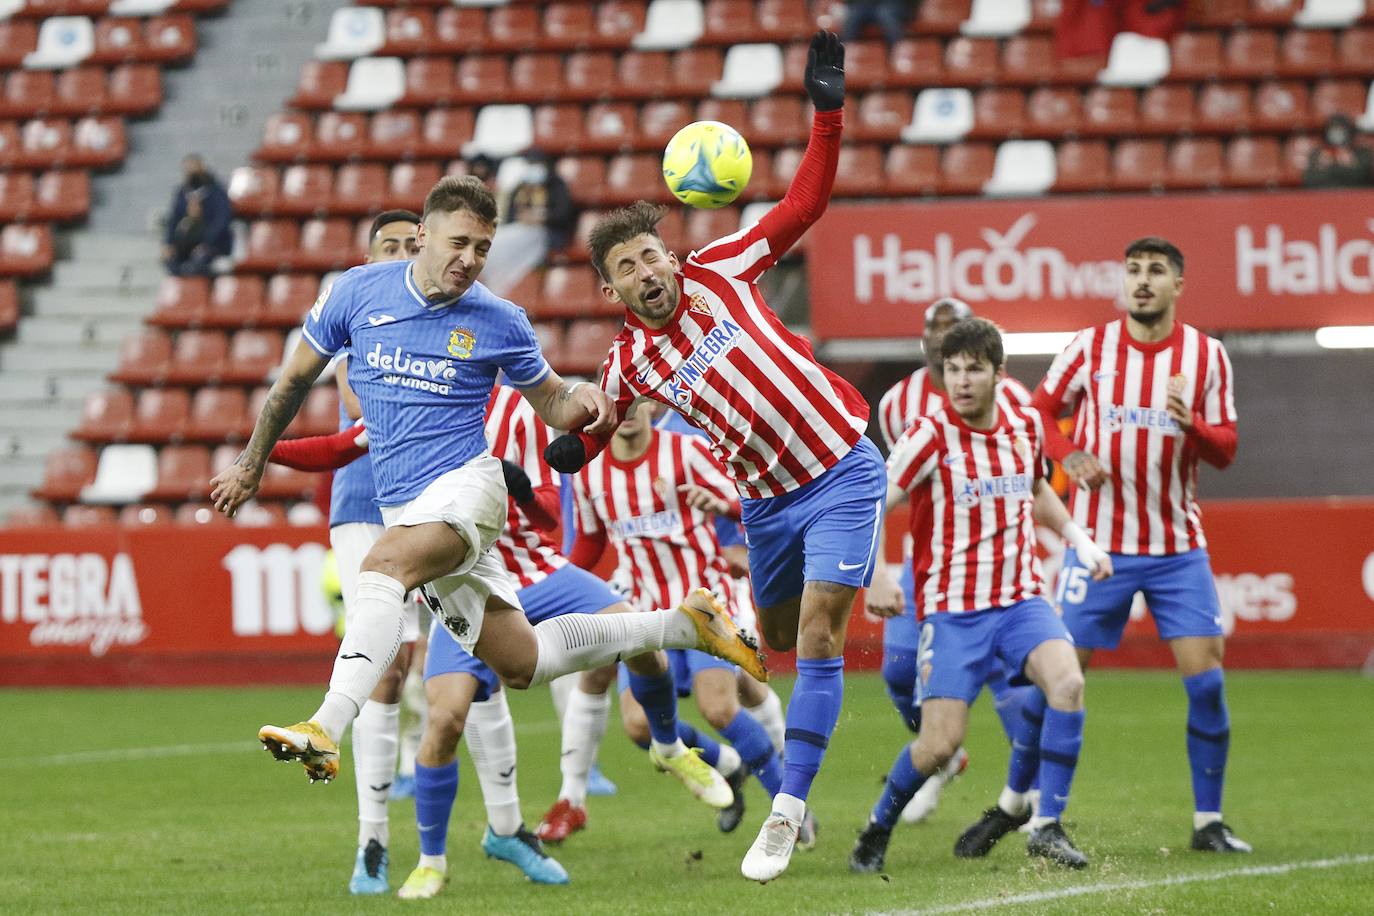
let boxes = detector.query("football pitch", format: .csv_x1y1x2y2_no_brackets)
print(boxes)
2,671,1371,915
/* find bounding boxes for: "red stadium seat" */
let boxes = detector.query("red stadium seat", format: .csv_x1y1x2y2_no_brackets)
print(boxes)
2,72,55,119
263,274,319,327
832,145,886,197
1197,82,1252,133
594,1,647,48
943,37,999,86
0,122,19,170
419,108,474,159
1281,134,1321,185
565,51,616,103
1000,34,1053,86
119,504,175,527
1279,29,1335,78
388,161,441,211
684,207,739,252
64,505,118,527
434,7,487,54
1193,0,1247,27
604,154,668,206
254,462,317,501
111,328,173,384
501,270,544,315
939,142,996,195
1168,31,1222,82
175,502,232,526
148,276,210,329
292,60,349,109
696,97,748,128
556,156,607,208
53,66,108,117
0,173,33,221
367,109,421,160
277,164,332,218
0,278,16,332
1246,0,1296,27
640,99,691,149
1025,87,1083,138
890,38,943,88
535,104,588,153
703,0,761,45
0,20,37,68
257,112,314,163
1166,138,1224,190
293,219,359,272
616,51,671,101
541,265,601,319
72,388,135,443
130,388,190,444
884,144,941,197
8,504,60,526
0,223,53,276
1053,140,1110,192
227,164,279,217
33,169,90,222
842,41,890,92
238,220,300,273
402,57,456,107
455,57,508,105
33,445,98,503
380,7,433,57
915,0,973,35
532,321,565,362
295,386,341,438
187,387,250,443
585,102,638,152
756,0,812,42
166,329,229,385
72,116,125,169
1254,81,1311,132
107,63,161,116
314,111,368,162
1139,84,1196,135
855,91,913,142
1081,87,1138,137
542,2,595,51
1336,27,1374,77
144,14,196,63
334,163,386,215
749,95,807,146
488,4,540,52
1222,29,1277,80
1312,79,1367,121
1225,136,1281,188
221,329,283,385
1110,139,1167,191
1055,52,1107,85
511,53,563,104
672,48,723,97
970,88,1026,140
562,319,621,374
207,274,265,328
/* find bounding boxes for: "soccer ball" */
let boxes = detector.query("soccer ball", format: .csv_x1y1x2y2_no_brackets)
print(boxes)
661,120,753,209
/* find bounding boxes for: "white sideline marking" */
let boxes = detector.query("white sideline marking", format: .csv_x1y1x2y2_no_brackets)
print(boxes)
870,854,1374,915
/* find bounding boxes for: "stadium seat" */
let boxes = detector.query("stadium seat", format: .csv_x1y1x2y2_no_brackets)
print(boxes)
538,265,598,318
81,443,157,503
106,62,161,115
943,36,999,86
166,328,228,384
604,153,669,205
0,122,19,170
31,168,88,223
748,95,806,146
1097,32,1170,86
238,219,300,273
963,0,1031,37
1168,31,1223,82
683,206,738,250
1280,28,1335,77
1294,0,1363,27
234,501,291,527
902,87,973,143
3,71,55,118
714,42,780,98
1246,0,1297,27
1222,28,1278,79
1166,137,1224,189
1000,33,1053,86
890,38,944,87
1053,139,1109,192
63,504,118,526
1313,78,1366,121
756,0,810,41
672,46,724,97
24,15,95,70
0,277,16,331
433,6,487,55
292,60,349,109
1197,82,1253,133
465,104,532,158
294,385,340,437
118,504,174,526
970,88,1026,140
263,273,319,327
488,4,540,52
841,41,890,93
0,222,53,275
148,275,209,328
1281,133,1321,183
1081,87,1138,136
315,5,385,60
227,164,278,216
0,172,33,221
111,328,173,385
564,51,616,102
0,20,38,68
555,156,607,207
186,386,249,442
257,112,313,163
584,102,636,152
634,0,705,50
1336,26,1374,75
8,503,60,525
388,160,440,211
1110,138,1168,191
1025,87,1082,137
335,56,405,111
174,502,231,526
334,163,385,216
72,115,125,168
541,2,595,51
419,107,475,159
129,387,189,444
916,0,975,34
595,1,648,48
143,13,196,63
855,91,913,142
882,144,941,196
939,142,996,195
292,218,358,272
696,97,747,129
511,53,563,104
1140,84,1196,135
33,444,98,502
276,163,331,217
366,109,420,160
832,145,885,197
401,56,455,107
984,139,1055,195
640,99,691,149
703,0,760,44
562,318,621,374
252,462,318,501
1225,135,1282,187
53,65,107,116
379,6,433,57
616,51,672,99
205,274,265,328
1254,81,1311,131
314,111,368,161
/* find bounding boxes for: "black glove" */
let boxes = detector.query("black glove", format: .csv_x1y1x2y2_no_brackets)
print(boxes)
544,434,588,474
500,459,535,504
803,30,845,112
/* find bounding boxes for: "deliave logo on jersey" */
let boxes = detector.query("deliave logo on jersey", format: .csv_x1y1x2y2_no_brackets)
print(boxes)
954,473,1034,508
662,318,745,405
367,342,459,395
1102,404,1180,435
0,552,146,656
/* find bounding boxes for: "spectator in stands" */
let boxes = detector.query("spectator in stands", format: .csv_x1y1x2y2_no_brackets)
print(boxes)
1303,115,1374,189
482,150,577,296
840,0,912,46
466,153,498,191
162,154,232,277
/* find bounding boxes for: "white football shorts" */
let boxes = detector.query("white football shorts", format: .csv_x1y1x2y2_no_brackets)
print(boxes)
329,520,421,643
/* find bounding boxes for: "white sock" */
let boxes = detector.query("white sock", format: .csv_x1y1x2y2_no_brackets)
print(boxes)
464,690,523,837
549,672,579,721
314,572,407,741
353,700,399,847
998,786,1030,816
651,737,688,758
418,853,446,873
529,608,696,686
1194,811,1222,830
744,689,786,754
772,792,805,822
715,743,742,778
397,704,423,779
558,687,610,808
1028,815,1057,830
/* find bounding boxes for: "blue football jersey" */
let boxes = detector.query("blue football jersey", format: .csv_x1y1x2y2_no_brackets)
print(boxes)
328,380,382,527
301,259,551,506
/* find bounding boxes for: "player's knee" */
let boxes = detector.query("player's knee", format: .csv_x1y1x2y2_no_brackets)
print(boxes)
762,622,796,652
698,695,738,731
1047,670,1085,711
915,733,959,772
425,704,468,746
497,666,534,691
580,664,616,694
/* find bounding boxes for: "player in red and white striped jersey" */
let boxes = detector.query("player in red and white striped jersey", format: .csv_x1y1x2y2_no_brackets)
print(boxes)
1032,237,1250,854
569,402,792,837
544,32,887,882
851,319,1110,873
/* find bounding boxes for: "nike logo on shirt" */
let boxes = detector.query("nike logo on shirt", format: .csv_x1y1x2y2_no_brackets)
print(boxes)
943,452,965,465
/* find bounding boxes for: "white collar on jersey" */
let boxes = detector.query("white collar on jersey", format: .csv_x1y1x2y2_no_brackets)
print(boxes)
404,263,463,311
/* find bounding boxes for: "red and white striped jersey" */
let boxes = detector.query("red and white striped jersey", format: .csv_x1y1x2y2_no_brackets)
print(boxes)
879,367,1034,450
573,428,742,617
595,220,870,500
888,402,1046,615
1036,320,1236,556
485,385,566,588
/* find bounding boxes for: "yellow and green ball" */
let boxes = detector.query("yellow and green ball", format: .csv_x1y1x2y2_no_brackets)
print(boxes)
662,120,753,209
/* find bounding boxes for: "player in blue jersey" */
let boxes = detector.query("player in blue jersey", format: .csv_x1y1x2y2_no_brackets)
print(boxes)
209,176,766,794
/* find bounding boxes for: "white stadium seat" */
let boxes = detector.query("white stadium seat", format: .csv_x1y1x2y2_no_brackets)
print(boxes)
1097,33,1170,87
983,139,1057,196
739,201,774,233
1358,83,1374,131
110,0,177,15
0,0,23,18
81,445,157,505
711,43,784,99
315,7,386,61
1294,0,1363,27
961,0,1031,38
464,104,534,159
333,57,405,111
901,88,974,144
24,16,94,70
633,0,705,50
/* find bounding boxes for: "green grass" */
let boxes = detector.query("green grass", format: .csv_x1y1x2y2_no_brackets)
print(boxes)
1,672,1371,914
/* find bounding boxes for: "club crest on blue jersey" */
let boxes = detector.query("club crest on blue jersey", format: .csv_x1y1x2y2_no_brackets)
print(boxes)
448,327,476,359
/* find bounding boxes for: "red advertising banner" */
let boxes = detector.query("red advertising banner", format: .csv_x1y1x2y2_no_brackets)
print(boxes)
3,498,1372,685
806,189,1374,338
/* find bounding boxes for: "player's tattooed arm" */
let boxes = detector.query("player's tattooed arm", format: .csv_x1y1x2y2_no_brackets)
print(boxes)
525,372,617,436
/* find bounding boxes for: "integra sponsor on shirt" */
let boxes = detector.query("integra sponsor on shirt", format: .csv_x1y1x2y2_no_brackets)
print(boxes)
953,473,1034,508
1102,404,1181,434
610,510,682,540
663,319,744,404
366,342,459,395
